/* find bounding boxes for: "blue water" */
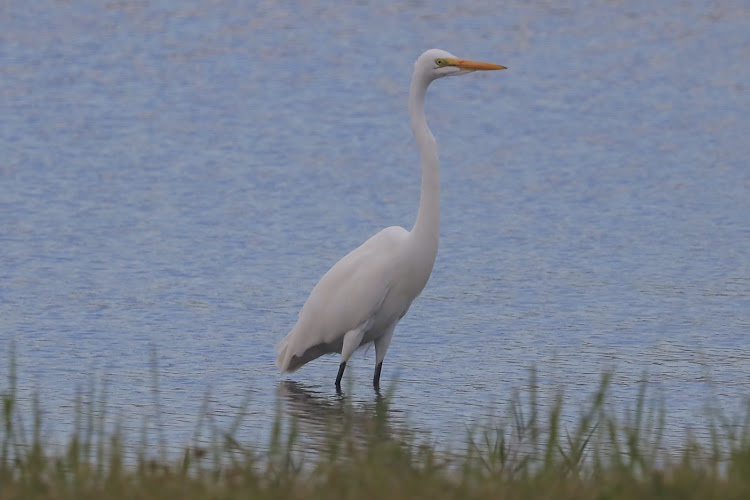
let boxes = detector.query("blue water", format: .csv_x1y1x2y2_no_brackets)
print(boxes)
1,0,749,454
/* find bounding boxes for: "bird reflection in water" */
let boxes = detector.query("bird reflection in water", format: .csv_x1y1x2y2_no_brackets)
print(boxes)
274,380,416,455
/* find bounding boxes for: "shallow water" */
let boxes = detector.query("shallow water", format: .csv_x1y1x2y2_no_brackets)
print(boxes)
1,0,749,454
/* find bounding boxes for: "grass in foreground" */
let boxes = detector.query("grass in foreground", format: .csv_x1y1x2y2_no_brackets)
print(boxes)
2,353,750,499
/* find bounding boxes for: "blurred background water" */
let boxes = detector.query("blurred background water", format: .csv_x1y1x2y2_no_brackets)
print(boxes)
1,0,749,455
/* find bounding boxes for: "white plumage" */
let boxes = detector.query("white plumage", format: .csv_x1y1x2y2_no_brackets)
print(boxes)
276,49,506,390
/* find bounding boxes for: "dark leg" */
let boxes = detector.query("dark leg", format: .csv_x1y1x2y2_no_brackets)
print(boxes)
335,362,346,390
373,361,383,390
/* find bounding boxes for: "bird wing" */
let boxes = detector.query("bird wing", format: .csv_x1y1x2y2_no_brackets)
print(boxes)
300,225,408,342
277,226,409,370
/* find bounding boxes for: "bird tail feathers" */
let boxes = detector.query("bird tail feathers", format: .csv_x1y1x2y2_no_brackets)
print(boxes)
275,337,291,372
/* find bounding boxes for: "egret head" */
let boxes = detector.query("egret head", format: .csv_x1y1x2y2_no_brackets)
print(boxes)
415,49,507,81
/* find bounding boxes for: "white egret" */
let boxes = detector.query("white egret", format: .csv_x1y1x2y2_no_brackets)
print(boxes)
276,49,506,390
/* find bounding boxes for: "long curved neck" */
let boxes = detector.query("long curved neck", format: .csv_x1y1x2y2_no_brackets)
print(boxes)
409,71,439,259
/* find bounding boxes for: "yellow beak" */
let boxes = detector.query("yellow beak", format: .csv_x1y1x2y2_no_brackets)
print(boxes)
449,58,507,71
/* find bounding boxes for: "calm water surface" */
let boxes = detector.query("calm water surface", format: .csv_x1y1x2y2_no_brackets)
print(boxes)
1,0,749,454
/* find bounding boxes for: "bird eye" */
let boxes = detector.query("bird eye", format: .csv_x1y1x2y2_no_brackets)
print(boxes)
435,58,445,66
